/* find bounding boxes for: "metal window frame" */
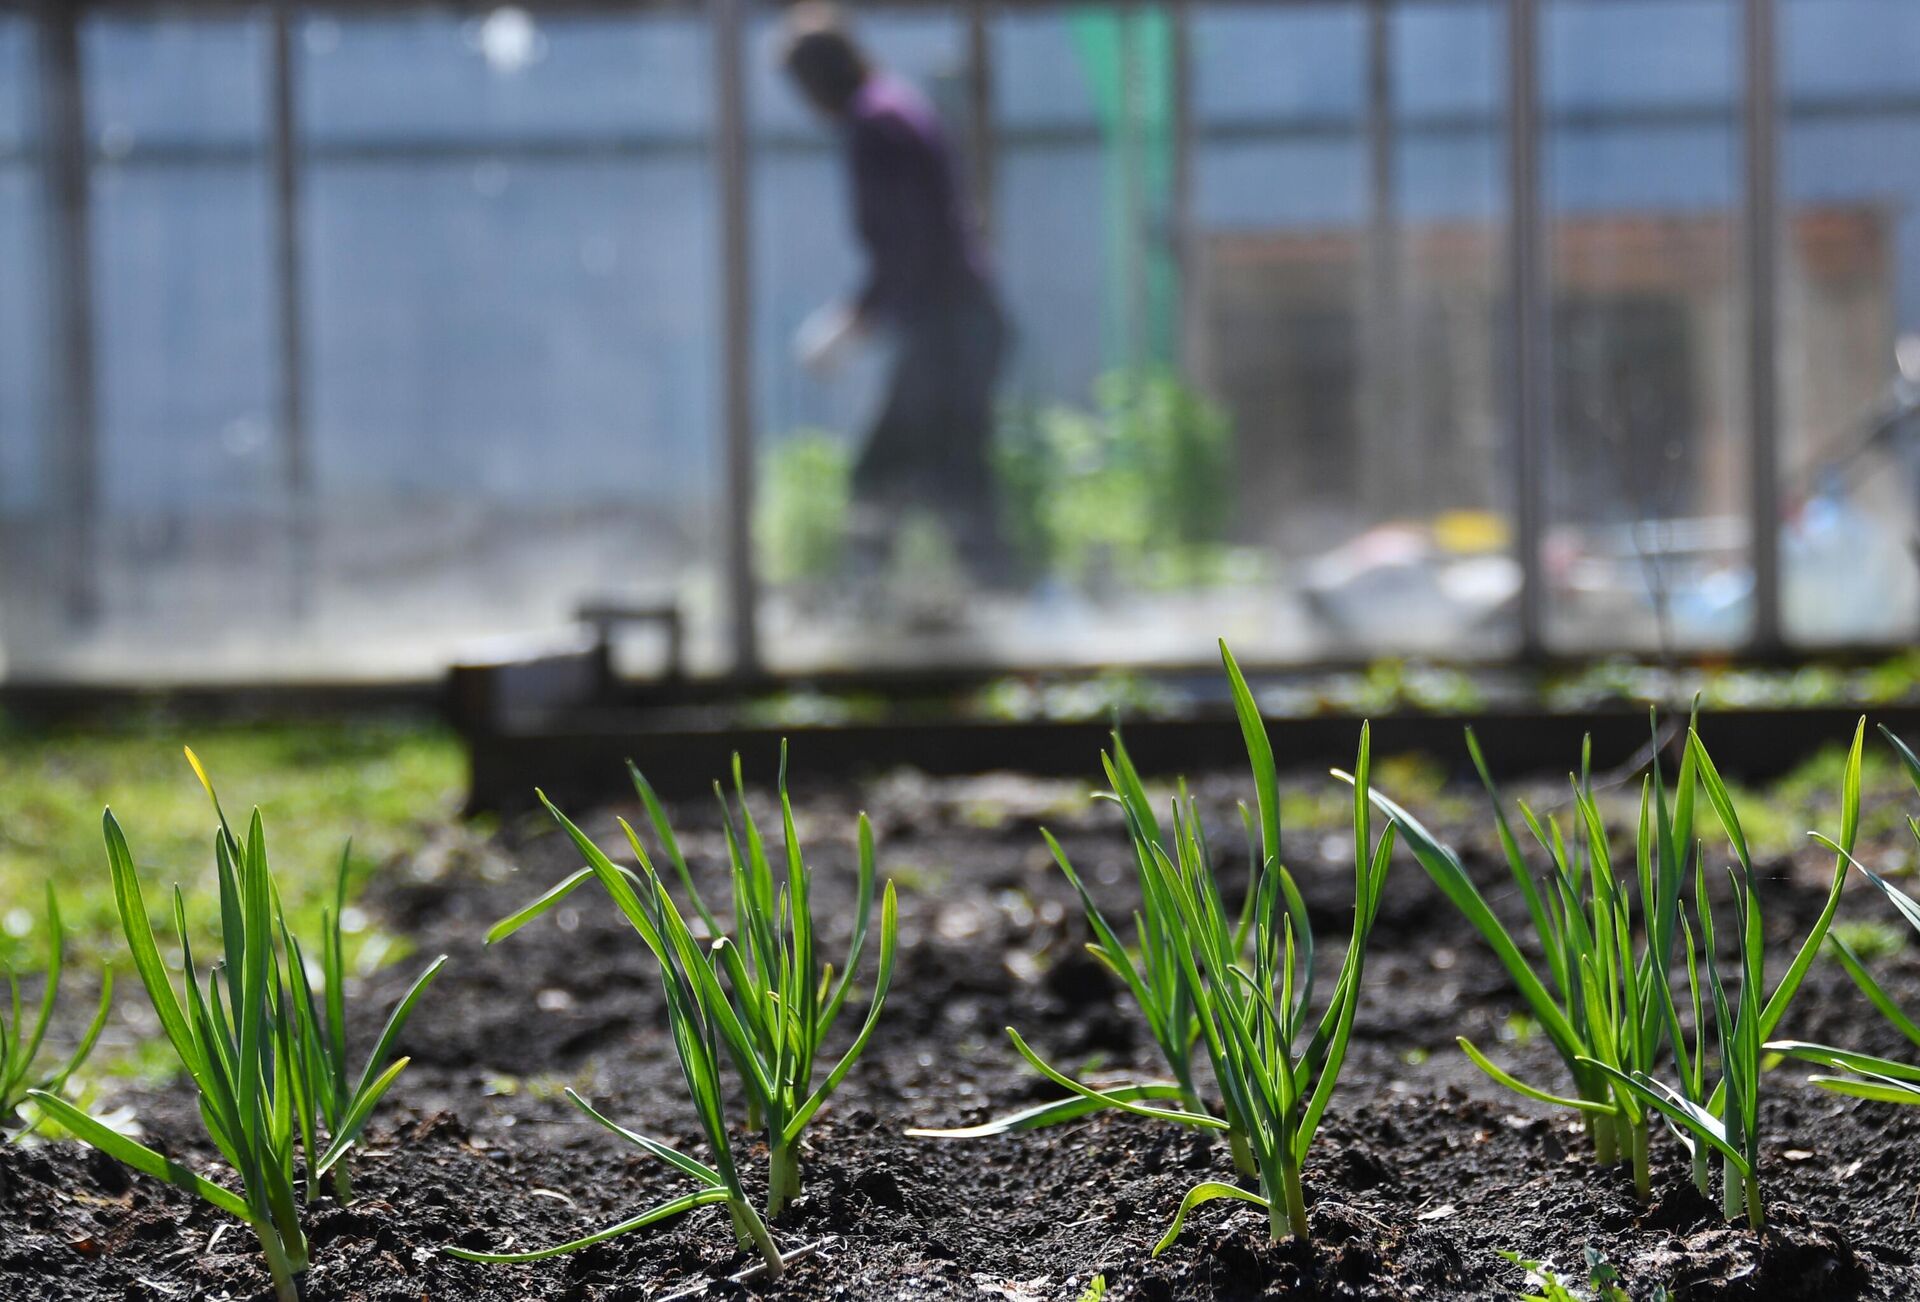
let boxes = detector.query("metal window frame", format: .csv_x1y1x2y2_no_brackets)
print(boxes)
1508,0,1547,657
717,0,759,676
1506,0,1783,660
18,0,1797,678
1743,0,1782,653
269,0,312,620
33,0,100,629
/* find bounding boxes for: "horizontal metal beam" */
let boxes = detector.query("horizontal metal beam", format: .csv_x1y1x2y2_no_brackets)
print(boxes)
26,0,1553,17
19,90,1915,172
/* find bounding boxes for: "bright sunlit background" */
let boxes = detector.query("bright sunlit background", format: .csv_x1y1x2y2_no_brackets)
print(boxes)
3,0,1918,683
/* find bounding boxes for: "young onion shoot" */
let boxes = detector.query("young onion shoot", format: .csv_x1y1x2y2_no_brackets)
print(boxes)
36,808,313,1302
1770,723,1920,1104
451,834,788,1272
278,841,446,1202
463,751,896,1270
921,642,1390,1248
1367,715,1689,1196
1,886,112,1141
32,754,443,1302
1577,725,1857,1228
1371,714,1851,1205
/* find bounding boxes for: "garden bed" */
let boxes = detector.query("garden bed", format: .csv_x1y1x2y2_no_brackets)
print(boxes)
5,755,1920,1300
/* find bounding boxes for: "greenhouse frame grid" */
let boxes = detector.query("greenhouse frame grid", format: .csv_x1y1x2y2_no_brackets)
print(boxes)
18,0,1800,677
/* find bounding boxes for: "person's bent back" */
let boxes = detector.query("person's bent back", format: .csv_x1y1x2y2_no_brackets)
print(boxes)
782,3,1011,589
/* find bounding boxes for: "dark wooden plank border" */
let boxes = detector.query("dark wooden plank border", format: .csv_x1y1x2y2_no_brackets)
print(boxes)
464,704,1920,812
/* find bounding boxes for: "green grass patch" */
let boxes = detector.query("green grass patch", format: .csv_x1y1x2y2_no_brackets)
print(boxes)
0,719,462,971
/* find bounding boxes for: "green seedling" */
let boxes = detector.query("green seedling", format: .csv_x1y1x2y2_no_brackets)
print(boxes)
1148,707,1389,1250
1372,715,1851,1203
480,760,898,1252
1642,720,1858,1198
182,750,446,1204
33,754,442,1302
460,775,894,1275
910,644,1310,1174
450,852,792,1272
1,886,112,1140
685,752,896,1212
279,841,446,1201
1770,724,1920,1104
932,643,1390,1248
1371,714,1693,1197
38,811,315,1301
1502,1247,1670,1301
1576,727,1855,1228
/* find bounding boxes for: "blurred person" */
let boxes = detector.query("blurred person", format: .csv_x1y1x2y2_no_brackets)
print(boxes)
782,2,1010,587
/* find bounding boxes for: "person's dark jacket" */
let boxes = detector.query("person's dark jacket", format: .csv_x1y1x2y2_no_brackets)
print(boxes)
846,73,990,325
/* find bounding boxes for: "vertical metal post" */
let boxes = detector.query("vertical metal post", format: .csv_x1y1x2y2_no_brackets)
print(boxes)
1117,2,1149,367
1743,0,1783,653
715,0,760,677
964,0,995,246
1362,0,1406,515
269,0,312,619
1168,0,1193,370
1507,0,1547,658
36,1,99,628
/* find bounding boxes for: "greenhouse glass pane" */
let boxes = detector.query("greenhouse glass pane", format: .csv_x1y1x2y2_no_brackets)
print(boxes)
1541,0,1749,653
1188,1,1515,661
56,12,281,682
1778,0,1920,646
0,14,38,517
0,15,41,680
0,169,36,519
301,8,707,143
1192,2,1368,665
86,10,264,150
0,15,29,153
301,10,720,676
1378,0,1516,658
739,0,1516,670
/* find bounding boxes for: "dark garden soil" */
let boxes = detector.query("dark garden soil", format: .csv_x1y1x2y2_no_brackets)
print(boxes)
6,760,1920,1301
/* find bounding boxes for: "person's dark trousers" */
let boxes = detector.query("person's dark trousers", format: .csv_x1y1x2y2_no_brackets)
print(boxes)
850,284,1011,584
